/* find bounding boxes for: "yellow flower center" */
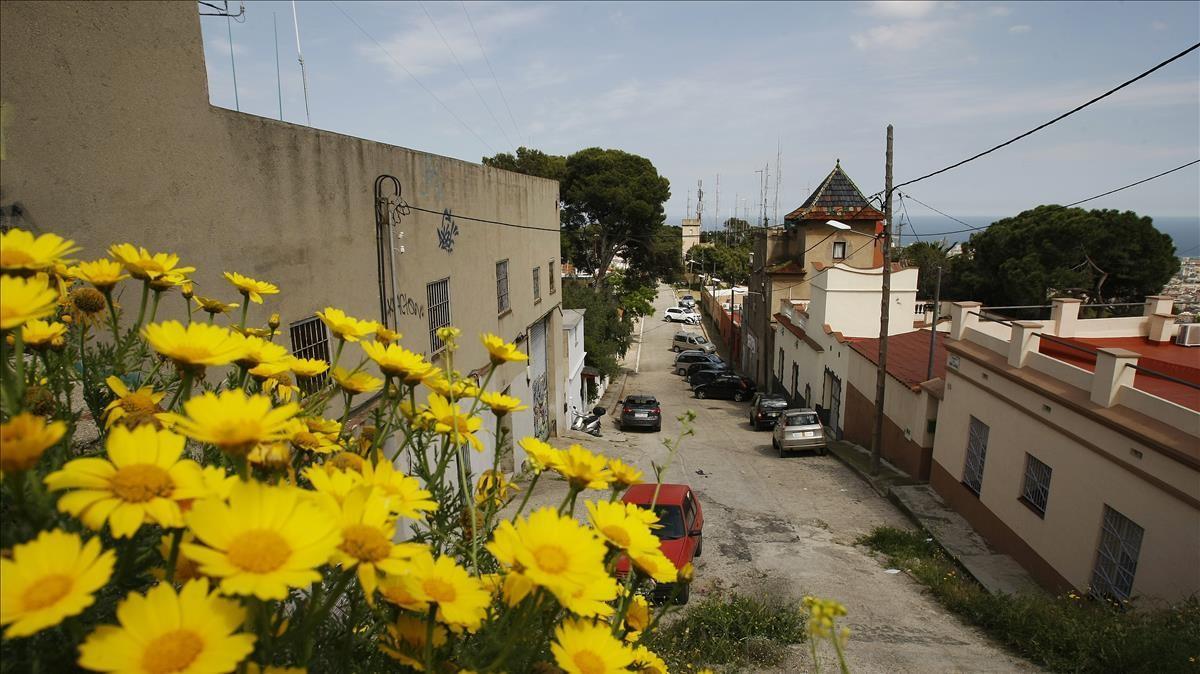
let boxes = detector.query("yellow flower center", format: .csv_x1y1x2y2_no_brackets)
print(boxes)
169,345,217,365
573,650,606,674
22,573,73,611
601,525,631,549
339,524,392,563
141,629,204,674
422,577,457,604
227,530,291,573
110,464,174,502
1,250,36,268
120,392,160,417
533,544,569,574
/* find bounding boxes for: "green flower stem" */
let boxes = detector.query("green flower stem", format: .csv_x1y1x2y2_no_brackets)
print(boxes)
103,288,121,339
301,570,353,664
12,329,26,401
514,471,540,516
331,339,346,371
184,295,193,325
238,296,249,330
166,371,194,412
810,634,822,674
337,392,354,439
207,312,216,324
833,624,851,674
165,528,184,583
0,331,21,414
148,290,163,324
558,485,581,515
423,604,437,672
78,323,91,407
132,281,150,334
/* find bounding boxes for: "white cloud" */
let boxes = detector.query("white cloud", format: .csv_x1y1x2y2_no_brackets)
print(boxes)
860,1,938,19
851,19,954,50
1009,24,1032,33
988,5,1013,17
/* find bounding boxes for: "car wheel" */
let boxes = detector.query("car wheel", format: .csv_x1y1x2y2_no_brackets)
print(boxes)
654,423,661,432
674,582,691,605
733,391,746,402
819,445,828,456
696,389,707,399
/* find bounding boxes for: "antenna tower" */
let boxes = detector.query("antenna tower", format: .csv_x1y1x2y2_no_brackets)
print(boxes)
696,179,704,227
774,139,782,226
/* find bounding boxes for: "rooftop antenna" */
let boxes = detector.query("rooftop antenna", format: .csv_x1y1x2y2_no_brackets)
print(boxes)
714,174,720,231
774,139,782,226
291,0,312,126
686,188,691,220
226,10,240,111
273,12,283,120
696,179,704,227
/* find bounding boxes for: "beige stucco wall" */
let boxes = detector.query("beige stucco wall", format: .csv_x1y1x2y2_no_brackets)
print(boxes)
1,1,564,471
846,349,936,449
680,219,700,261
933,355,1200,603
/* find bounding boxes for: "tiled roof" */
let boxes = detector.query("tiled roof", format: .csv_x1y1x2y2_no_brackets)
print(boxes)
785,161,885,222
1038,336,1200,412
850,329,947,389
775,313,824,352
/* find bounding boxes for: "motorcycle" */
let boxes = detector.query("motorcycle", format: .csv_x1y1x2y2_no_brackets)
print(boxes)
570,405,606,437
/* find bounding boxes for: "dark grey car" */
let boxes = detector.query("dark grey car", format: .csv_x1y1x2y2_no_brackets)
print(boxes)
618,395,662,432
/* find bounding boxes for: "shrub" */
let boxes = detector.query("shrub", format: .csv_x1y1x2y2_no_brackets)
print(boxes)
646,590,807,671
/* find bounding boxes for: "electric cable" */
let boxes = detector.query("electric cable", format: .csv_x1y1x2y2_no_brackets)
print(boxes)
406,204,560,233
461,0,525,147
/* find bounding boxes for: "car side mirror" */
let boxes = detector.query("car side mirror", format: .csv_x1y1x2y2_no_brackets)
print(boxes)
690,528,702,537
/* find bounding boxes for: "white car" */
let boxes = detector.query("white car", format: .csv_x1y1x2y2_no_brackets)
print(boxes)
664,307,699,324
679,295,697,309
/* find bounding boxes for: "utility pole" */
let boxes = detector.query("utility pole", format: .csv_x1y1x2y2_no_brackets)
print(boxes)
291,0,312,126
870,125,894,476
926,265,943,381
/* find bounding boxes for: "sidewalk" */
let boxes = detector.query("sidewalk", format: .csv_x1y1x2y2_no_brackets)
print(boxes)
827,439,1043,597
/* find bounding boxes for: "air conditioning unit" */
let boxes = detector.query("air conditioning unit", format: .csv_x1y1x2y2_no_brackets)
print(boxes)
1176,323,1200,347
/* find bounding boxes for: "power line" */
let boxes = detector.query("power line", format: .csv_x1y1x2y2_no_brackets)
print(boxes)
901,191,986,232
460,0,524,148
1065,159,1200,207
894,41,1200,191
330,1,496,155
407,204,559,232
417,0,515,153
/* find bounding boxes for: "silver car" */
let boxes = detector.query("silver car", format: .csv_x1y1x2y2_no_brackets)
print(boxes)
771,408,826,457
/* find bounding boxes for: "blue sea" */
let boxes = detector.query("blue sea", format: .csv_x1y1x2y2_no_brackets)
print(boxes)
898,215,1200,257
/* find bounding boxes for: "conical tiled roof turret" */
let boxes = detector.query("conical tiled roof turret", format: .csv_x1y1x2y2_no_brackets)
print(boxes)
785,161,884,222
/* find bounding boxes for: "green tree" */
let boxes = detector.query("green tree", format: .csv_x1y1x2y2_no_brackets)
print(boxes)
948,206,1179,305
686,239,752,285
481,146,566,181
900,240,951,298
562,281,634,379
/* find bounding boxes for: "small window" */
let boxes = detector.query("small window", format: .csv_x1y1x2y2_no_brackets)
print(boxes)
427,277,452,354
1020,454,1052,517
496,260,510,314
832,241,847,259
549,260,557,294
533,266,541,302
289,316,331,395
1091,506,1144,601
962,416,989,496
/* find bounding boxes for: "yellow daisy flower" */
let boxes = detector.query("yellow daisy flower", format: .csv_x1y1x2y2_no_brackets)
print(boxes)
551,618,635,674
629,547,678,584
626,594,651,632
481,332,529,365
425,393,484,451
361,341,436,383
435,325,461,348
69,287,108,322
0,530,115,638
19,319,66,350
332,366,383,396
102,375,165,430
268,312,281,330
375,325,402,344
233,326,272,339
380,614,447,671
423,373,478,401
359,459,438,520
148,271,189,292
397,551,491,631
77,579,255,674
247,442,292,469
553,444,615,491
69,256,129,289
0,229,78,274
630,645,669,674
519,437,562,474
223,271,279,304
45,425,207,538
193,295,239,315
586,500,662,556
475,469,520,508
191,465,237,507
289,357,330,379
159,389,299,457
0,274,59,330
608,459,644,488
108,244,195,281
303,463,363,505
289,422,340,455
182,481,341,600
305,416,343,435
142,321,248,372
324,451,367,474
478,390,528,416
329,486,425,599
485,507,612,614
316,307,376,342
0,413,66,474
236,335,289,369
180,279,195,300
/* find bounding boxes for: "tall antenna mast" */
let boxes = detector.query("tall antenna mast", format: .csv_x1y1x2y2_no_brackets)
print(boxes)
774,139,782,226
696,179,704,227
291,0,312,126
273,12,283,120
686,189,691,220
226,13,240,111
714,174,720,230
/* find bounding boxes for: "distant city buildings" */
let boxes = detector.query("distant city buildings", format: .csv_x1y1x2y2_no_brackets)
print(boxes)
1162,256,1199,321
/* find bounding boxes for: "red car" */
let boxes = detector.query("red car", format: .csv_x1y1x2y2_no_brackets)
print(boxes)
617,483,704,604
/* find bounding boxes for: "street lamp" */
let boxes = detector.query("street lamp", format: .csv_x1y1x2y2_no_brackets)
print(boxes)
826,220,852,230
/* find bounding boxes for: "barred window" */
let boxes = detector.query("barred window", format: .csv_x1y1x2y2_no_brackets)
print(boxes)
962,416,989,496
496,260,510,314
1020,454,1053,516
289,316,331,395
427,278,452,354
1091,506,1143,601
533,266,541,302
549,260,556,294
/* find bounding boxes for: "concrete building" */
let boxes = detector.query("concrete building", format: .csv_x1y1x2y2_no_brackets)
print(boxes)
562,309,588,418
931,297,1198,603
743,162,884,391
771,262,919,438
680,218,701,262
0,1,564,474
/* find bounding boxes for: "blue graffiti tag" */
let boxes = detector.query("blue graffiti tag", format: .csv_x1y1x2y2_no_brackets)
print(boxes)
437,209,460,252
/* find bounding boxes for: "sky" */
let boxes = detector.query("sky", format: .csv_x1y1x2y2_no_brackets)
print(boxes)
200,0,1200,234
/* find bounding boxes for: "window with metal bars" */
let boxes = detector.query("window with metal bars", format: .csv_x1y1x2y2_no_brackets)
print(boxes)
427,277,452,354
962,416,988,496
496,260,509,314
1091,506,1143,601
533,266,541,302
289,316,331,395
1020,453,1052,516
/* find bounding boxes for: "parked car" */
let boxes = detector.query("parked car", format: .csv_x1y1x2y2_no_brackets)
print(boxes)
772,408,827,456
748,393,789,430
684,359,729,380
618,483,704,604
687,367,733,389
663,307,698,324
679,295,697,309
617,394,662,432
692,374,756,401
672,330,715,353
674,351,721,375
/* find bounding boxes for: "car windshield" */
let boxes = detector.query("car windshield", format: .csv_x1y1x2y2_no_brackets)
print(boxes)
761,398,789,409
626,398,657,408
784,412,820,426
651,505,685,540
693,335,708,344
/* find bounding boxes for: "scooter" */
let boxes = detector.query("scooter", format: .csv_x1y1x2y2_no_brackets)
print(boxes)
571,405,606,437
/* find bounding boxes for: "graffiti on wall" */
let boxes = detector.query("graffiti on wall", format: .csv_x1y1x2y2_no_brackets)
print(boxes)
394,293,425,319
532,374,549,441
437,209,460,252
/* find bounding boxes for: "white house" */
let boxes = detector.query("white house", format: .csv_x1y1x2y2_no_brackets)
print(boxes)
562,309,588,418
